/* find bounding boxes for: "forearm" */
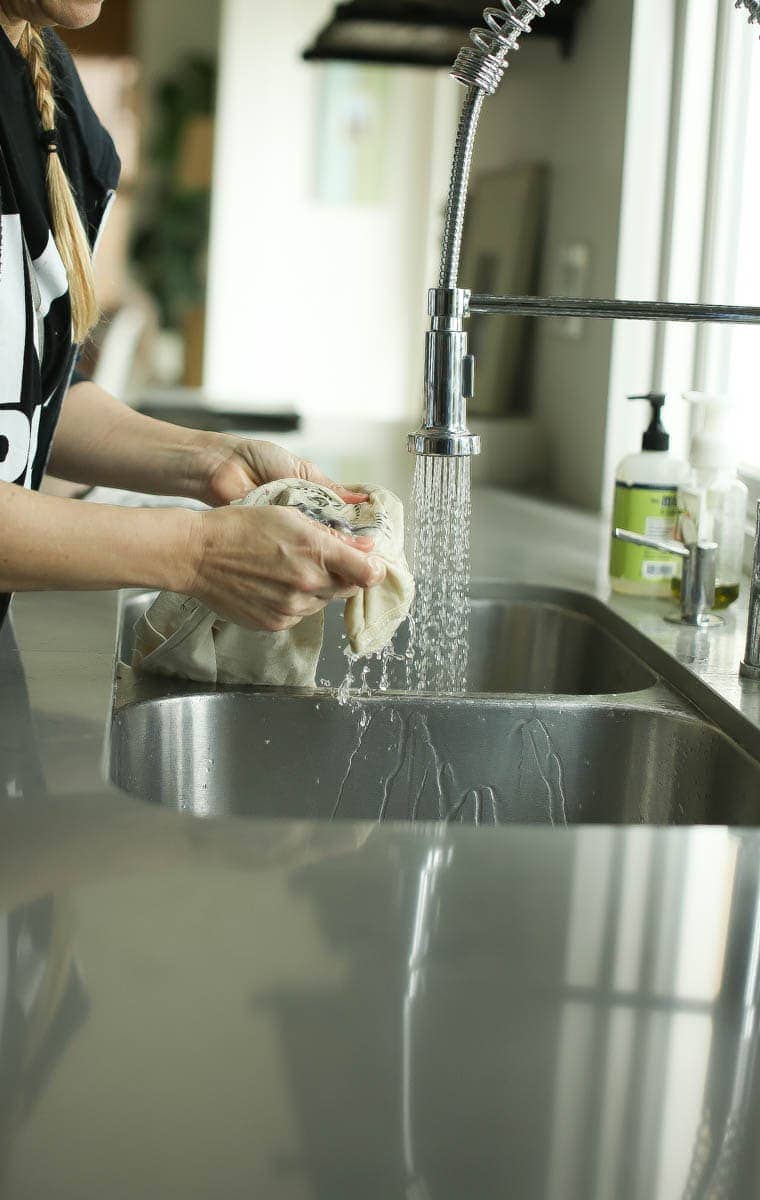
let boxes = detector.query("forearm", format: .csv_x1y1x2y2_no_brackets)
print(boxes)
47,382,214,500
0,481,197,594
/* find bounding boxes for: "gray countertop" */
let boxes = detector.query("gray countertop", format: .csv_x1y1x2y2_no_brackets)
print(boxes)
2,489,760,1199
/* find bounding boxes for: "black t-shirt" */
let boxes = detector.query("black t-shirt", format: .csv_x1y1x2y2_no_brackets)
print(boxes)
0,28,120,626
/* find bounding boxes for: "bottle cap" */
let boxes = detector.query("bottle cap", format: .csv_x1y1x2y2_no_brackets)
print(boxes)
628,393,670,452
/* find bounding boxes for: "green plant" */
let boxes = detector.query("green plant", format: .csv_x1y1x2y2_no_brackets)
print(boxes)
131,56,216,329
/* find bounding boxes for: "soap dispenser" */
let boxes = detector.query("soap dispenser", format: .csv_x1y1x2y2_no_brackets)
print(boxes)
674,393,747,609
609,393,689,596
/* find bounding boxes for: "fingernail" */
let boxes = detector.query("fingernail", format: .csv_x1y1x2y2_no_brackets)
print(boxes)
369,556,386,582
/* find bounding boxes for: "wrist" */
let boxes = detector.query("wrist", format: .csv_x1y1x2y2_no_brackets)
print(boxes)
127,507,205,594
177,430,239,505
165,427,216,503
158,507,207,594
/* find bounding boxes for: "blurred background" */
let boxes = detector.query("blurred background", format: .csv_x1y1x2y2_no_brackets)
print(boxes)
60,0,760,511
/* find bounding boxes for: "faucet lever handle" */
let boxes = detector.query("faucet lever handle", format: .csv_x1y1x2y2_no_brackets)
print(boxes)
613,528,690,559
612,528,721,627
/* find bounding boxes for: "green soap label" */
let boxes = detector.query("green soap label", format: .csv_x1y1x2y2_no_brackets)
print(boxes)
610,483,679,583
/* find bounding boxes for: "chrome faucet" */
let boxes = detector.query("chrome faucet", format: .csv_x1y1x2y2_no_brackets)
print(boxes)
740,502,760,678
407,0,760,663
408,0,760,463
612,528,722,628
408,0,564,460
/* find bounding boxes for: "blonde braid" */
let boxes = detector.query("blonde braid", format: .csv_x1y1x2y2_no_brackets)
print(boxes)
18,24,99,344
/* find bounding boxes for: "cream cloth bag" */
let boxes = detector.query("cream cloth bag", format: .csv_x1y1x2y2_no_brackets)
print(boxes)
132,480,414,687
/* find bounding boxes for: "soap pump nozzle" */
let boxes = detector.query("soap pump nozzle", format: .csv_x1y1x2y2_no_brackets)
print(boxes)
682,392,736,472
628,392,670,452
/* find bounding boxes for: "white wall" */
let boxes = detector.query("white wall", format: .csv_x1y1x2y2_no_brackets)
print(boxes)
471,0,638,510
205,0,451,422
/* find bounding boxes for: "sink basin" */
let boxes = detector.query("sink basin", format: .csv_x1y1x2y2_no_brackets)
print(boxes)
117,585,657,696
110,690,760,826
111,584,760,826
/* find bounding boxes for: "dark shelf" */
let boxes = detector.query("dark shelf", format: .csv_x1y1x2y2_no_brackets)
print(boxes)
304,1,587,67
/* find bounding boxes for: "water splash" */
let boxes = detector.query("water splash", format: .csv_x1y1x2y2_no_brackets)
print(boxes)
408,455,472,694
336,649,359,707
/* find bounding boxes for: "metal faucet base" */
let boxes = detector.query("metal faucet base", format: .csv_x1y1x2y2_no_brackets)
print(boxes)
665,612,724,629
740,660,760,680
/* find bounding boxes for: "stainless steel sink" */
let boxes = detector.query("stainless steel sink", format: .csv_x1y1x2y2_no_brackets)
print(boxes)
110,584,760,826
110,688,760,825
117,584,657,696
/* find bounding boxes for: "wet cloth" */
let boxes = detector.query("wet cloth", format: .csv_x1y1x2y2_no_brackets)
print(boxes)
132,479,414,687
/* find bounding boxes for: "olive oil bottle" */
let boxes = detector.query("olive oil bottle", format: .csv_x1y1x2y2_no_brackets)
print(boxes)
672,393,747,611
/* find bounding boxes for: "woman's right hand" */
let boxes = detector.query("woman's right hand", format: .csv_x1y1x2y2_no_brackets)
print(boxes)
185,505,387,631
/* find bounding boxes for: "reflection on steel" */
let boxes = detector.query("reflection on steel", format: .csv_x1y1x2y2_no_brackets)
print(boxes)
403,844,453,1199
682,846,760,1199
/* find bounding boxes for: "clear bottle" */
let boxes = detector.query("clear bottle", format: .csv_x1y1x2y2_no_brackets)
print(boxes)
610,393,689,597
672,393,747,610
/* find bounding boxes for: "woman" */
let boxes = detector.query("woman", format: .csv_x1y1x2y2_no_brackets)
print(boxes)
0,0,385,635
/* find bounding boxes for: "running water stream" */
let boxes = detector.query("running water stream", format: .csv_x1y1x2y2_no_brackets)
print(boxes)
335,453,473,700
408,454,472,694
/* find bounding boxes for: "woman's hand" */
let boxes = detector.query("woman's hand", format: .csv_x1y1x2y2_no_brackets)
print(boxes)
194,433,367,508
186,503,386,631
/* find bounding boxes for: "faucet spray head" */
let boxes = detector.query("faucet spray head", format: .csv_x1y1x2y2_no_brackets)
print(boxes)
407,288,481,458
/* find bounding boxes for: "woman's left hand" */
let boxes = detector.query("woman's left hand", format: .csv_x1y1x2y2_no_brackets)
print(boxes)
194,434,367,508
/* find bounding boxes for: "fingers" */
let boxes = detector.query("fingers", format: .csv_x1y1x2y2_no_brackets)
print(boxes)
286,508,374,556
243,441,368,503
234,595,327,633
336,531,374,551
315,585,360,602
194,504,383,636
335,486,369,503
298,459,369,504
321,538,387,590
250,580,330,620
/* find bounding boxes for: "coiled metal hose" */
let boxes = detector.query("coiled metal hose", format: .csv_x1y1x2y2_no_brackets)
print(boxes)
439,1,561,289
737,0,760,26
